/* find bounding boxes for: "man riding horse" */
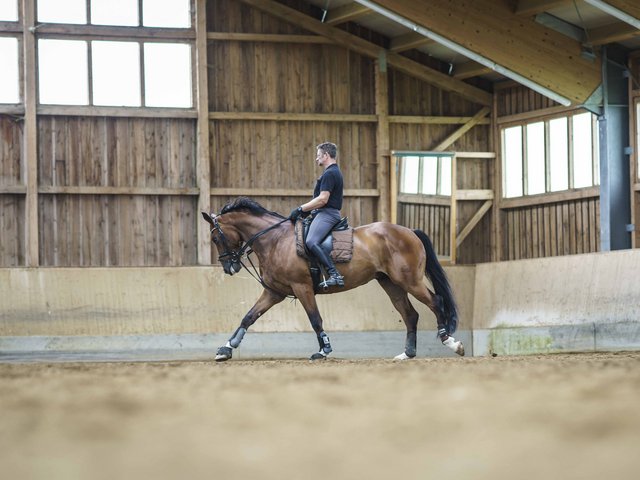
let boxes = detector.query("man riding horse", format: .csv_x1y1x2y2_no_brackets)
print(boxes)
289,141,345,289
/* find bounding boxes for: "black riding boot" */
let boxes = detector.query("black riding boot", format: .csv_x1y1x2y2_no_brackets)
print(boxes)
310,244,345,288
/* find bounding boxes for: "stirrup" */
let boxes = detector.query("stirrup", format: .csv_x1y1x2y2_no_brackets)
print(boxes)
320,274,344,288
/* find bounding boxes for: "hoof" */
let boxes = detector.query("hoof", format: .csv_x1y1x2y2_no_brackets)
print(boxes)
443,337,465,357
215,346,233,362
393,352,414,360
309,352,327,361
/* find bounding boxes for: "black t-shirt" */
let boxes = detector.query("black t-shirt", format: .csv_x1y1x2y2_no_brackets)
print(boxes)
313,164,343,210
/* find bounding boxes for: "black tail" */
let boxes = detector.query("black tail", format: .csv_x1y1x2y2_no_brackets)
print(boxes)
413,229,459,334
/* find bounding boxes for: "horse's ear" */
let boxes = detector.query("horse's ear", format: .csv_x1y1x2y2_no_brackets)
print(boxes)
201,212,214,225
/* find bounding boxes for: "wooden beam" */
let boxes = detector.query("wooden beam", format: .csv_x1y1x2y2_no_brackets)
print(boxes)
389,31,434,52
37,105,198,118
375,58,390,222
236,0,492,106
453,61,492,80
23,0,38,267
38,186,200,195
589,21,640,46
195,0,211,265
456,200,493,247
209,188,379,197
372,0,602,105
207,32,334,44
324,3,370,26
584,0,640,26
432,107,491,151
515,0,571,16
209,112,377,122
456,189,494,200
34,24,195,39
389,116,490,124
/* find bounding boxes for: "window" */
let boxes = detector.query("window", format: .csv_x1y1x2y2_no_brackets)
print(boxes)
143,43,192,108
92,41,141,107
399,153,452,196
502,111,599,198
38,39,89,105
0,37,20,103
0,0,18,21
34,0,193,109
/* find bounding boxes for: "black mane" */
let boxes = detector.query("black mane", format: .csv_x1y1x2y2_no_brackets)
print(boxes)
220,197,286,219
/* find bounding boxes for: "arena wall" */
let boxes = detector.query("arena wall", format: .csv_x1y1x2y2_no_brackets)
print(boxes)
1,249,639,359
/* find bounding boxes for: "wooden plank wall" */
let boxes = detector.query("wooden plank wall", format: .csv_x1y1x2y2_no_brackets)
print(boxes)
207,1,379,234
0,118,25,266
496,83,600,260
37,117,198,266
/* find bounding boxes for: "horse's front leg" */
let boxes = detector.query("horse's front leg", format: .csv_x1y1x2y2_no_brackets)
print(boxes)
215,288,285,362
292,284,332,361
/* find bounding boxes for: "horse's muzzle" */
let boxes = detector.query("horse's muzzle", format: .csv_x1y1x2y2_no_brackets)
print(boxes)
222,260,241,276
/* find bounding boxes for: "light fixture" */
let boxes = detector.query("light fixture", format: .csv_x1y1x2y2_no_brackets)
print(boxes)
354,0,573,106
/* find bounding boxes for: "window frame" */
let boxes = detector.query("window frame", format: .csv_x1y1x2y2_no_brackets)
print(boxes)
500,109,600,200
0,0,197,116
396,151,454,198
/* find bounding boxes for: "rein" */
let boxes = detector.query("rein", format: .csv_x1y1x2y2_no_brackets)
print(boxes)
210,214,293,297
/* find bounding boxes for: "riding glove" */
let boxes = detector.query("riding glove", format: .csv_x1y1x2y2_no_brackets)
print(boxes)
289,206,303,221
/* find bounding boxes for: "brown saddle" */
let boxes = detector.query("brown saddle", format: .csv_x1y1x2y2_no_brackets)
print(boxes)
294,217,354,263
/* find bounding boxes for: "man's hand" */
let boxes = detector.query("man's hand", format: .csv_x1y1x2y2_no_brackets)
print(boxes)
289,206,303,221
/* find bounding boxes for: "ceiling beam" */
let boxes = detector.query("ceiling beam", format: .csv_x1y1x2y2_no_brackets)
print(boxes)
389,31,434,52
584,0,640,30
589,21,640,45
515,0,572,16
324,3,370,26
237,0,492,106
359,0,602,106
453,61,493,80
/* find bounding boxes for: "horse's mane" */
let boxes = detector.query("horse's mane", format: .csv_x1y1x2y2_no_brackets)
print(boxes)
220,197,287,219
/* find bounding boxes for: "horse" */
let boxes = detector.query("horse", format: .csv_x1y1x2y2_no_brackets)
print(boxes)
202,197,464,361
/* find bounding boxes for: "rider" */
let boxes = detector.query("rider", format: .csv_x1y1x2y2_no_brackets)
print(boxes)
289,141,345,288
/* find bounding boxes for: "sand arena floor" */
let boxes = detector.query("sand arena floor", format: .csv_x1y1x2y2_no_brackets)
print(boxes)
1,352,639,480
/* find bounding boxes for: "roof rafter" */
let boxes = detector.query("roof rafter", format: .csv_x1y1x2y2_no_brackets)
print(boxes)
389,31,434,52
361,0,602,105
324,2,370,26
237,0,492,106
584,0,640,30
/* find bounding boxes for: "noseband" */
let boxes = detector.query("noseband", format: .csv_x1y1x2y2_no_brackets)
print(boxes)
208,213,292,296
209,216,240,265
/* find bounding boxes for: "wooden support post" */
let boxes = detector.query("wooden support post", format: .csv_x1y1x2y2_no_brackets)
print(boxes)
492,92,502,261
450,155,458,264
195,0,211,265
375,55,390,222
23,0,38,266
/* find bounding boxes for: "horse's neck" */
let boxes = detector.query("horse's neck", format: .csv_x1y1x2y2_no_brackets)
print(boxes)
235,215,280,241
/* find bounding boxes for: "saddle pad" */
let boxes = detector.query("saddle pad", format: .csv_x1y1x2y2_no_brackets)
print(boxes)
295,219,353,263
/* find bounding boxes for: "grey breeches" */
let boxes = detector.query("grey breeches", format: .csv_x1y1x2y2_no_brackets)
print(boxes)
305,209,341,250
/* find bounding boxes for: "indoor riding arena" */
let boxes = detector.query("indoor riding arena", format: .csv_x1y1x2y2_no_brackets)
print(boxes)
2,1,640,479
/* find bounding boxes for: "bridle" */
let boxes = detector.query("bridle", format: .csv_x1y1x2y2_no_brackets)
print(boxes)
209,213,292,295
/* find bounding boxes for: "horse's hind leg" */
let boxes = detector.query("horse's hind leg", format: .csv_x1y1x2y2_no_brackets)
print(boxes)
377,275,419,360
406,281,465,356
215,288,285,362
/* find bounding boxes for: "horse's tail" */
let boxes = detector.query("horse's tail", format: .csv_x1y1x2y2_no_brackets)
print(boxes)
413,229,459,334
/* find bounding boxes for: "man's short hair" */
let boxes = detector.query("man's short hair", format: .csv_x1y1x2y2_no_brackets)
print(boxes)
317,142,337,159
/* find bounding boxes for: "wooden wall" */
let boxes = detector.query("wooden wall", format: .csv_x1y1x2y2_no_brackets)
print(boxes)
37,117,198,266
0,118,25,266
496,83,600,261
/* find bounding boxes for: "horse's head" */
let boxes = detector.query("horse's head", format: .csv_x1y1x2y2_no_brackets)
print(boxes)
201,211,243,275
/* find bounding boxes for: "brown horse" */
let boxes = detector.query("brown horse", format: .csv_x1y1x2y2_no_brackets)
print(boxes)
202,197,464,361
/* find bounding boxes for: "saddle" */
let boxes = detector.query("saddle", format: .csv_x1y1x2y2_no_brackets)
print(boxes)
295,215,354,292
